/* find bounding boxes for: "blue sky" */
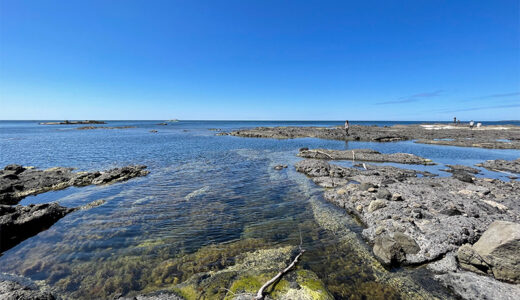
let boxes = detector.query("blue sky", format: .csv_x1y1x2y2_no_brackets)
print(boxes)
1,0,519,120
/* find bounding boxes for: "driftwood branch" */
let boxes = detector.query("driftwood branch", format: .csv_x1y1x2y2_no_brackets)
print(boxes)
307,150,334,159
253,249,306,300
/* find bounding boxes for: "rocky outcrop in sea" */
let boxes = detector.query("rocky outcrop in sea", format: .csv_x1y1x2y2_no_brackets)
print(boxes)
0,164,150,253
222,124,520,149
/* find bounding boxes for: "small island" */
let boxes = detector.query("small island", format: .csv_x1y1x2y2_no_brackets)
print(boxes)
39,120,106,125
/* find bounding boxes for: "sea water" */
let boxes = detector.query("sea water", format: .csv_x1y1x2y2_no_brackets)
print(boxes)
0,120,519,299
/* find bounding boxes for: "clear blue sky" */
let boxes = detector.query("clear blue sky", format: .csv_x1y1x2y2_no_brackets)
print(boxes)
1,0,519,120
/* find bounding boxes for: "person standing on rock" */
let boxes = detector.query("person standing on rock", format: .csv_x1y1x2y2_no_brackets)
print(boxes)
470,120,474,129
344,120,350,137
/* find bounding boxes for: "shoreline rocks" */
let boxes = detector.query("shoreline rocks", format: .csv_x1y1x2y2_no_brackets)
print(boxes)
476,158,520,174
0,164,150,205
39,120,105,125
294,156,520,299
296,158,520,266
0,164,150,253
0,203,75,252
222,124,520,149
298,148,435,165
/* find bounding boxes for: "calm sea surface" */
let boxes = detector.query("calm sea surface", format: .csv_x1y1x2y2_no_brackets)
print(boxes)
1,120,519,299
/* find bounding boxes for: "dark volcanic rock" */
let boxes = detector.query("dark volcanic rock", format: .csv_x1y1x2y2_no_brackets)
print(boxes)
39,120,105,125
476,158,520,174
0,164,149,205
0,203,75,252
298,148,435,165
452,171,474,183
0,279,55,300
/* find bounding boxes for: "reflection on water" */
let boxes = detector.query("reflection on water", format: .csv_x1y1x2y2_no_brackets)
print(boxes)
1,121,519,299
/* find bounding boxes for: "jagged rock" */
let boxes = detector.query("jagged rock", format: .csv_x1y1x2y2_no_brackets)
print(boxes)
452,171,474,183
0,280,55,300
435,271,520,300
0,164,149,205
373,233,420,266
457,221,520,283
0,203,75,252
476,158,520,174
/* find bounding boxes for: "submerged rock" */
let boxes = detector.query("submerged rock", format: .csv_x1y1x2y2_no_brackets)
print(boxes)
457,221,520,283
443,164,480,174
0,164,149,205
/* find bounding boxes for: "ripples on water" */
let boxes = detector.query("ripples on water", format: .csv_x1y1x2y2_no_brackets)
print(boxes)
0,121,519,299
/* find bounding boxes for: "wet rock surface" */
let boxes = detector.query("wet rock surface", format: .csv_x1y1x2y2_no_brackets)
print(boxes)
0,164,149,253
476,158,520,174
298,148,435,165
0,279,55,300
224,124,520,149
0,164,150,205
0,203,75,252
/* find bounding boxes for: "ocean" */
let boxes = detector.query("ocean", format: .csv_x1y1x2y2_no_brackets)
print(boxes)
1,120,519,299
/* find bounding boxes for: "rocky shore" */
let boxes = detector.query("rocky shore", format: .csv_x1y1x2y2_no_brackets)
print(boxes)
0,164,149,205
39,120,106,125
295,156,520,299
223,123,520,149
0,164,149,253
476,158,520,174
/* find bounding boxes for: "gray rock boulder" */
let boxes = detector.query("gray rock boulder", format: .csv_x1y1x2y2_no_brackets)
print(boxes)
373,232,420,266
436,271,520,300
457,221,520,283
